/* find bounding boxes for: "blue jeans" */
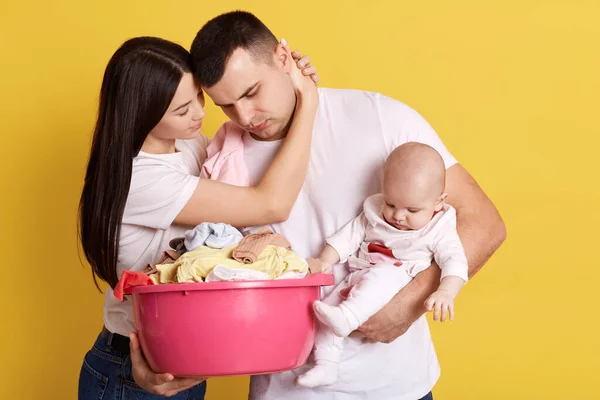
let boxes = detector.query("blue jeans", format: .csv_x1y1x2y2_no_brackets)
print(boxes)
419,392,433,400
78,330,207,400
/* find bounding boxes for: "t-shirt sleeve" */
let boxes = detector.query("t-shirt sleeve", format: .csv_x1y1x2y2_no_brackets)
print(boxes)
181,135,211,169
377,93,458,169
122,160,199,230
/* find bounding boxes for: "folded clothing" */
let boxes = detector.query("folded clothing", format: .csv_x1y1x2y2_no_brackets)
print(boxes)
205,264,308,282
232,229,291,264
205,265,269,282
184,222,243,251
152,244,307,284
114,229,307,297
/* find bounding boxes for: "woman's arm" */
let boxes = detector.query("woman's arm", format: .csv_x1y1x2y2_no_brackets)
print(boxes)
175,51,318,227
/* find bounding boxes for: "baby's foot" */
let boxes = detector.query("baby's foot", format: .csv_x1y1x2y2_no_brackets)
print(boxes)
295,362,338,388
313,301,357,337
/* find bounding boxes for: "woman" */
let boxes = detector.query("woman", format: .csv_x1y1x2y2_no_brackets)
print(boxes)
78,36,319,399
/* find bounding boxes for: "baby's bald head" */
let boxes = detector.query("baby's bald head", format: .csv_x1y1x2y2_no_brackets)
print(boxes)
384,142,446,204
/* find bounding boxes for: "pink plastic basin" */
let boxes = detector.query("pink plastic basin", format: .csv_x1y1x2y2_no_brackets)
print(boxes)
129,273,334,377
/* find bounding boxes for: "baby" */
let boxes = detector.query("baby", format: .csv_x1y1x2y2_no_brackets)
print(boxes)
296,142,469,388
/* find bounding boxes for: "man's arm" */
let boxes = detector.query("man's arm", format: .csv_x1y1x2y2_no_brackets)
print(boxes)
355,164,506,343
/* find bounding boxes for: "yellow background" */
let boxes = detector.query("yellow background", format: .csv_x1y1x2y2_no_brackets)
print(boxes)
1,1,598,399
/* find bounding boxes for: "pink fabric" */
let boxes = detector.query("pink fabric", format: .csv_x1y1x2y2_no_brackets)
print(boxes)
202,122,251,186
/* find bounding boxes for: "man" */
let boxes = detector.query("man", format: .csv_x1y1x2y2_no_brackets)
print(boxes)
132,10,506,400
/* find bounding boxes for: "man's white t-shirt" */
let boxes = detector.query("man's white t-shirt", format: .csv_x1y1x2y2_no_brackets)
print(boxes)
102,135,210,336
244,88,458,400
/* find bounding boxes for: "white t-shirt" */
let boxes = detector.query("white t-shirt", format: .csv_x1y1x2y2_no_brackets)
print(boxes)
245,88,458,400
103,135,210,336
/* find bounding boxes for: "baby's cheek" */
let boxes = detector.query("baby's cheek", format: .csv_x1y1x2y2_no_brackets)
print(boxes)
382,208,391,219
415,215,430,229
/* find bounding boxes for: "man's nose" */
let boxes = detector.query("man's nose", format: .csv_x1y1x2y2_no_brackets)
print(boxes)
235,103,253,127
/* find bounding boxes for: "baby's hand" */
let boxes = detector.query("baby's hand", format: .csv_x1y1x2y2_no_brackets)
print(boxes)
307,258,332,274
424,290,455,322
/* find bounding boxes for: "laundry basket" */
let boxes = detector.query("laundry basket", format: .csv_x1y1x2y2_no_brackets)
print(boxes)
127,273,334,376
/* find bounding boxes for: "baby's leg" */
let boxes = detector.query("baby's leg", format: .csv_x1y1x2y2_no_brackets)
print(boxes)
296,276,353,387
312,270,367,336
295,325,344,387
314,265,411,336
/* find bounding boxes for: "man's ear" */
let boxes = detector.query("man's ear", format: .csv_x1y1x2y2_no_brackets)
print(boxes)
273,43,293,73
435,192,448,212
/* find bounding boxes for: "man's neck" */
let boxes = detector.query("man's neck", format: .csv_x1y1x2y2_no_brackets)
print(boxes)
249,130,287,142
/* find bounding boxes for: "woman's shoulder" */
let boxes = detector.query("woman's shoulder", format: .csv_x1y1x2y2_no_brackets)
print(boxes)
177,134,211,165
132,134,210,172
130,150,197,193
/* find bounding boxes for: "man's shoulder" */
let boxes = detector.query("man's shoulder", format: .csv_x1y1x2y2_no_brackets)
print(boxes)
318,87,413,115
319,87,381,103
317,88,385,125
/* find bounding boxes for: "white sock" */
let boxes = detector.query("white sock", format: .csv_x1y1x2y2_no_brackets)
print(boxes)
313,301,360,337
295,360,338,388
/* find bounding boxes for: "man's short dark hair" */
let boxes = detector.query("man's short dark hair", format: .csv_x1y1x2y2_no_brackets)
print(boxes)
191,11,279,87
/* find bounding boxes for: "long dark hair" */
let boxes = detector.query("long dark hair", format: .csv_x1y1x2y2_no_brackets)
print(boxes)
79,37,193,289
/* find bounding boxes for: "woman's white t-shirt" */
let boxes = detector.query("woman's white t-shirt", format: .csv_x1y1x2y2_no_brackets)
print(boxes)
103,135,210,336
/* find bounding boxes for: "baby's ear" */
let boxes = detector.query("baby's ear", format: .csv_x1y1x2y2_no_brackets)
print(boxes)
435,193,448,211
